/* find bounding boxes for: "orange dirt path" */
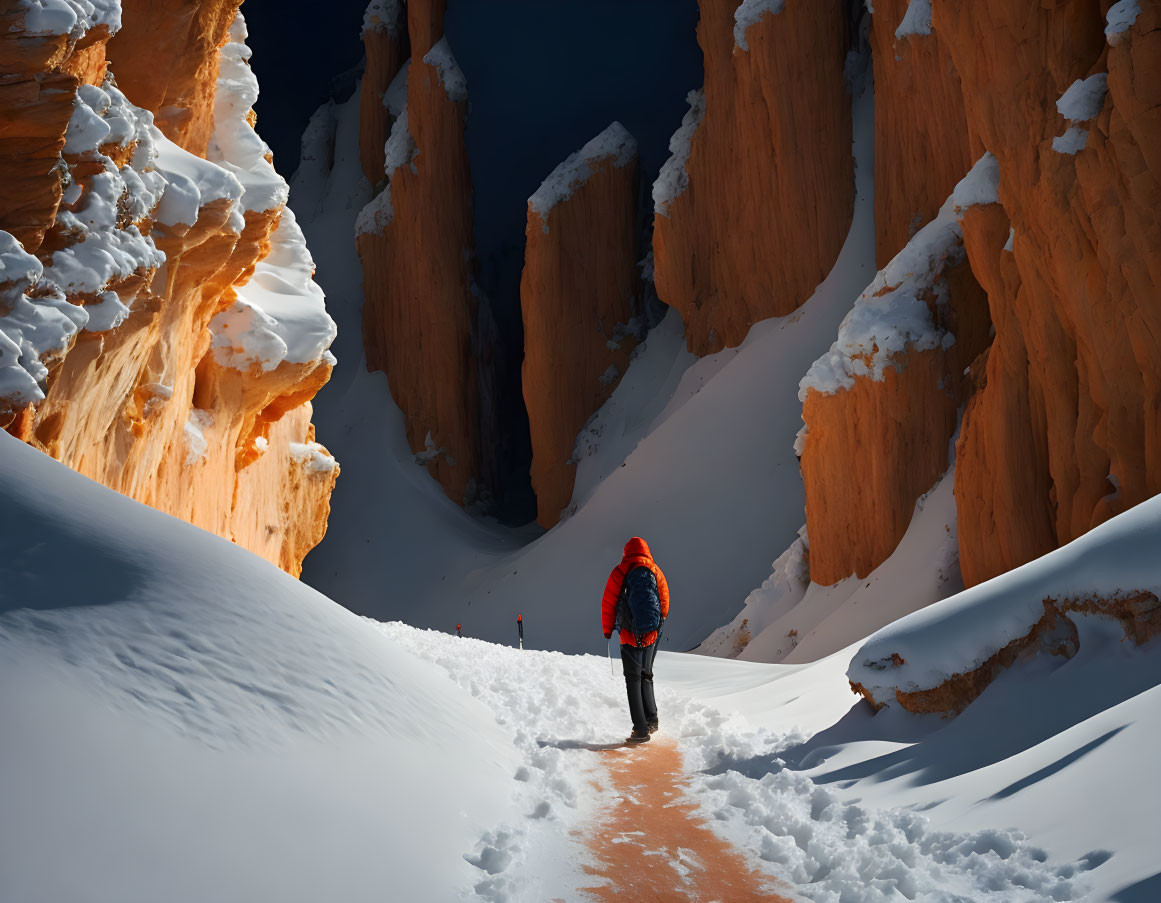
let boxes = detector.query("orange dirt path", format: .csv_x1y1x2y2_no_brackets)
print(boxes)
578,738,794,902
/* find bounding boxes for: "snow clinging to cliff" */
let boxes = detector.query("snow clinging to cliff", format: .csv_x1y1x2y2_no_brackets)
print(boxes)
733,0,784,51
652,89,705,216
1105,0,1142,44
894,0,932,38
1057,74,1108,122
361,0,402,37
528,122,637,224
423,37,468,103
16,0,121,38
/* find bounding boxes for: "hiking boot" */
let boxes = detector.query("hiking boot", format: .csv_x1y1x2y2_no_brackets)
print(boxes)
647,720,660,735
626,728,650,744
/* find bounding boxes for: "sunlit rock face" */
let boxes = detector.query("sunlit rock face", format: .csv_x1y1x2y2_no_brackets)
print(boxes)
651,0,854,356
520,124,642,529
0,1,338,577
357,0,407,185
355,0,482,508
941,0,1161,586
868,0,980,266
798,174,992,586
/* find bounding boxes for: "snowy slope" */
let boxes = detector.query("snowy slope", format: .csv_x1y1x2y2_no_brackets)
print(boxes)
295,86,879,656
0,433,519,903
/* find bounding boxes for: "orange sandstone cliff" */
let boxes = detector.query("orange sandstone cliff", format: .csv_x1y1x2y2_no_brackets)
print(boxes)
356,0,482,506
0,2,338,576
651,0,853,355
941,0,1161,586
357,0,408,185
520,124,643,528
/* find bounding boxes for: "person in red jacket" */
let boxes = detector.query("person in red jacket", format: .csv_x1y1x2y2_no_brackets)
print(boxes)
602,537,670,743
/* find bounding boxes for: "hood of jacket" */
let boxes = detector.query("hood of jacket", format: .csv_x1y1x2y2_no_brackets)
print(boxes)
622,536,652,562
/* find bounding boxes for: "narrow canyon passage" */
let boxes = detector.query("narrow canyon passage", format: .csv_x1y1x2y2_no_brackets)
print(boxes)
579,738,794,902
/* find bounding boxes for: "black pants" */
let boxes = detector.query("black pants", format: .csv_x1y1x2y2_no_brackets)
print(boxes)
621,642,659,732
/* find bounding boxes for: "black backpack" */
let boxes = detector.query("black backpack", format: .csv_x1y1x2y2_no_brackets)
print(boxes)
617,565,663,645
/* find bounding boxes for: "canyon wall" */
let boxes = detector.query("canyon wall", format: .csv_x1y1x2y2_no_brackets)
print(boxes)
358,0,407,185
0,1,337,576
797,0,1159,590
520,124,642,528
356,0,482,507
651,0,853,355
942,0,1161,586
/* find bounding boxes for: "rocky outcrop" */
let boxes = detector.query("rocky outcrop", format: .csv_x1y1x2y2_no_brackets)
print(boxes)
651,0,853,355
106,0,242,156
520,124,642,528
940,1,1161,586
356,1,481,506
798,163,992,586
358,0,407,185
853,590,1161,716
0,4,338,577
867,0,980,265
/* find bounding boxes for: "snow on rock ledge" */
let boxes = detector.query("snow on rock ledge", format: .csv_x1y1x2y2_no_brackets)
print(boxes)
849,496,1161,716
733,0,784,51
15,0,120,37
211,208,336,372
528,122,637,223
652,89,705,216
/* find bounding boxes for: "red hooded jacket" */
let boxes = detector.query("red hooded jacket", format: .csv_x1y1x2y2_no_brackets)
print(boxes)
601,537,670,647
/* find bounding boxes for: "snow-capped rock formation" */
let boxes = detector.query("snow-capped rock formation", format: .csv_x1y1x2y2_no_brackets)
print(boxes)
357,0,407,184
356,0,482,507
797,158,993,585
651,0,853,354
0,1,337,576
520,123,643,528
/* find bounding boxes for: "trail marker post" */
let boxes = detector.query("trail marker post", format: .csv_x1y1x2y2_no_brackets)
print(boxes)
517,613,524,650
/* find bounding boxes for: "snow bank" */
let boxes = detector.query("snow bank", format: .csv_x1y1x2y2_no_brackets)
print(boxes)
733,0,784,51
423,36,468,103
652,89,705,215
848,495,1161,706
16,0,120,37
800,152,996,399
0,432,518,902
361,0,402,37
207,13,289,215
528,121,637,222
210,207,336,371
894,0,932,38
1105,0,1142,44
700,465,962,664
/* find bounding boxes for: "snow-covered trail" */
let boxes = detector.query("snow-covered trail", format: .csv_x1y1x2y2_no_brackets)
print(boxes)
379,624,1092,902
581,738,796,901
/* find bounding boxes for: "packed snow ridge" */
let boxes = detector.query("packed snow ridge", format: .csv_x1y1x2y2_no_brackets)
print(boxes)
733,0,784,51
528,122,637,223
423,37,468,103
361,0,402,37
799,152,998,399
894,0,933,38
653,90,705,216
849,495,1161,704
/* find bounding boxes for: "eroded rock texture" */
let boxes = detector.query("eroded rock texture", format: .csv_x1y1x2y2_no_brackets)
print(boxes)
798,178,991,586
868,0,980,264
651,0,853,355
521,125,642,528
0,2,338,577
358,0,407,185
942,1,1161,586
356,0,481,506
